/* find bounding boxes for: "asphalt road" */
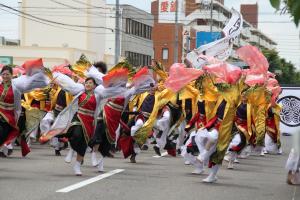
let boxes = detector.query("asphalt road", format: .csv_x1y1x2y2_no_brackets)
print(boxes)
0,135,298,200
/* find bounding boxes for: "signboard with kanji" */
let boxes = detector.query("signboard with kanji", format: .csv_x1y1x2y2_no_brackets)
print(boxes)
158,0,185,23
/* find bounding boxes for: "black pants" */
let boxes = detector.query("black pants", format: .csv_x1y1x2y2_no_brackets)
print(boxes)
67,125,87,157
0,120,13,146
89,120,112,157
236,131,247,153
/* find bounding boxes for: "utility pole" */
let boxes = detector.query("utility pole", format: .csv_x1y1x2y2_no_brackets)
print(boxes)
115,0,120,64
174,0,179,63
210,0,213,33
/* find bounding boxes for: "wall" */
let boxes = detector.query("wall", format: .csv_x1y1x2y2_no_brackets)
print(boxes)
0,46,97,67
104,6,116,65
20,0,106,59
86,0,107,60
121,5,154,59
241,4,258,28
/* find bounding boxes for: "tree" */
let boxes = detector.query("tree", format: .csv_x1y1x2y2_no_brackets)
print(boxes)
269,0,300,27
262,48,300,84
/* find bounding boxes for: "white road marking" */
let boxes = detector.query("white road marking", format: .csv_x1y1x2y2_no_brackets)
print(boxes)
292,186,297,200
153,152,168,158
56,169,124,193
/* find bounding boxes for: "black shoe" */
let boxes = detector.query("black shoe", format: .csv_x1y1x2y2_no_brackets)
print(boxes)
177,149,181,155
107,152,114,158
156,131,163,139
150,140,157,145
0,152,6,158
141,145,148,151
153,146,161,156
62,142,68,150
55,150,61,156
7,149,13,156
130,153,136,163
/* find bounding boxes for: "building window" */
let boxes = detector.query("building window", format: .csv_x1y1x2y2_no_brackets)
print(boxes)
162,48,169,60
149,27,152,40
130,19,134,34
125,18,152,40
126,18,129,33
142,24,146,38
125,51,151,66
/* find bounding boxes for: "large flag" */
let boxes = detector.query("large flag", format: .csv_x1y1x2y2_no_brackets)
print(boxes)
185,8,243,69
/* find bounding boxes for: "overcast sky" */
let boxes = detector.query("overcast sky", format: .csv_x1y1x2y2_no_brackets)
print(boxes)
0,0,299,68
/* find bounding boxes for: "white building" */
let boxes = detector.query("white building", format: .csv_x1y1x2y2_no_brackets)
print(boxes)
0,0,154,68
182,1,277,52
0,0,107,67
151,0,277,66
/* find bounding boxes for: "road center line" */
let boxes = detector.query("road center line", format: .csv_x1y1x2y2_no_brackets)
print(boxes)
153,152,168,158
56,169,124,193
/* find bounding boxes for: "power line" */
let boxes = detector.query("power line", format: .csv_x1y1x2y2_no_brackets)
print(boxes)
0,7,110,36
1,4,298,48
0,3,113,31
1,6,296,24
5,10,295,24
7,6,109,10
49,0,106,17
69,0,110,9
0,12,297,48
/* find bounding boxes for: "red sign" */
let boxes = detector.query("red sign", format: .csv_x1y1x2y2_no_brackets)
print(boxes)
170,1,176,12
160,0,177,13
160,1,169,12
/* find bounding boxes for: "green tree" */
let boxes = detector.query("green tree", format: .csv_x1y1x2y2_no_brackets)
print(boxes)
270,0,300,26
262,48,300,84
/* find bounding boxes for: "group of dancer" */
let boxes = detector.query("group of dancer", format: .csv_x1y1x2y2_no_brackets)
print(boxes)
1,8,299,185
0,43,284,183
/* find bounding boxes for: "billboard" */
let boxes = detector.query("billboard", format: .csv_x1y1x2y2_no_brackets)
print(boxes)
158,0,185,23
196,32,222,48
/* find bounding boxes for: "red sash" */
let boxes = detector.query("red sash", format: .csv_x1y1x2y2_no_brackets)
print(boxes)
77,92,96,140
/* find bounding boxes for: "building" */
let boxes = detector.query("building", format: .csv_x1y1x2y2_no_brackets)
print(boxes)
0,45,97,67
0,36,20,65
0,0,153,68
0,36,20,46
19,0,107,61
151,0,277,69
105,4,154,67
241,3,258,28
0,0,107,67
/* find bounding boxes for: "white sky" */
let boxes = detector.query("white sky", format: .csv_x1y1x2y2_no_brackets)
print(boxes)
0,0,299,68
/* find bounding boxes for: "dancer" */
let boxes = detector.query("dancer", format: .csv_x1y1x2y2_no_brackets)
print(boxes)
286,132,300,185
40,66,128,175
40,66,74,156
0,60,49,157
